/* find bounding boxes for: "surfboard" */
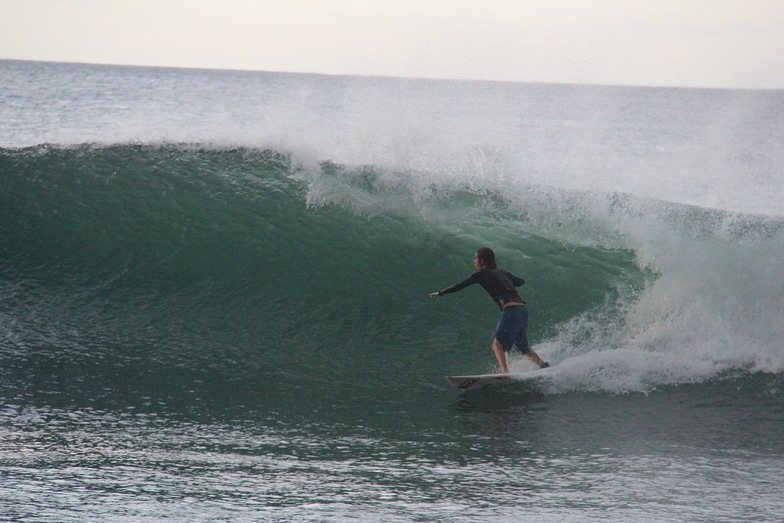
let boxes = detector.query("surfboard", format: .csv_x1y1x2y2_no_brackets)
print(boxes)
446,367,554,390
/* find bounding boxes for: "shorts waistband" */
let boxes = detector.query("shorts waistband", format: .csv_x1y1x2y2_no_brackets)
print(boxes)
501,304,526,311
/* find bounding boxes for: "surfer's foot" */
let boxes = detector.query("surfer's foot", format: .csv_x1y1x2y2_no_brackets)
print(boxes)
539,362,550,369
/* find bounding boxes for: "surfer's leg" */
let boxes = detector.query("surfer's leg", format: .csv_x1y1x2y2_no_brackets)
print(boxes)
491,338,510,374
513,308,530,355
513,309,550,368
493,309,518,373
525,350,550,368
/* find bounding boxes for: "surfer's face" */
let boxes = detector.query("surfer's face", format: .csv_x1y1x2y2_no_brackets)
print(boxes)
474,253,485,271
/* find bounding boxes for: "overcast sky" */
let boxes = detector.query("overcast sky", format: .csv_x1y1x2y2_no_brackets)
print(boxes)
1,0,783,89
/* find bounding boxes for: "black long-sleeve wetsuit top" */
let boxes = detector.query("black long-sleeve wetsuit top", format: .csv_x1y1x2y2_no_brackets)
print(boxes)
437,268,525,310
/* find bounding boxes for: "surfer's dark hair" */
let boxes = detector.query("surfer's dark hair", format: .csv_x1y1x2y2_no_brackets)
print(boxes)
476,247,497,269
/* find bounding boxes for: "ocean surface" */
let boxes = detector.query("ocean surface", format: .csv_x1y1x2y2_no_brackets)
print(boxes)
1,59,783,522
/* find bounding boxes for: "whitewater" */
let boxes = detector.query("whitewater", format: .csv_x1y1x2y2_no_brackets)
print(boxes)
1,59,783,522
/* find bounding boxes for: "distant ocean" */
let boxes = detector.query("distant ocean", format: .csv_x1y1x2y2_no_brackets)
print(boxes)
1,59,783,522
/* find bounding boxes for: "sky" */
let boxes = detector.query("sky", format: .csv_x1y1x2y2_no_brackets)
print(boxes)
1,0,783,89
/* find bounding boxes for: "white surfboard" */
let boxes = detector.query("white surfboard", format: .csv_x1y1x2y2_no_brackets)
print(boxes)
446,367,554,390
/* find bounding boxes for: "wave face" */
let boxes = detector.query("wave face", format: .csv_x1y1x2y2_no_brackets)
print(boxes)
2,143,782,416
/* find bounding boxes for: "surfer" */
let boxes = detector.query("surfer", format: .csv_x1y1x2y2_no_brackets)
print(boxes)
429,247,549,374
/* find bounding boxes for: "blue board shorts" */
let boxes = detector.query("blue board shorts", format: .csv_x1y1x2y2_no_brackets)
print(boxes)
494,306,530,354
